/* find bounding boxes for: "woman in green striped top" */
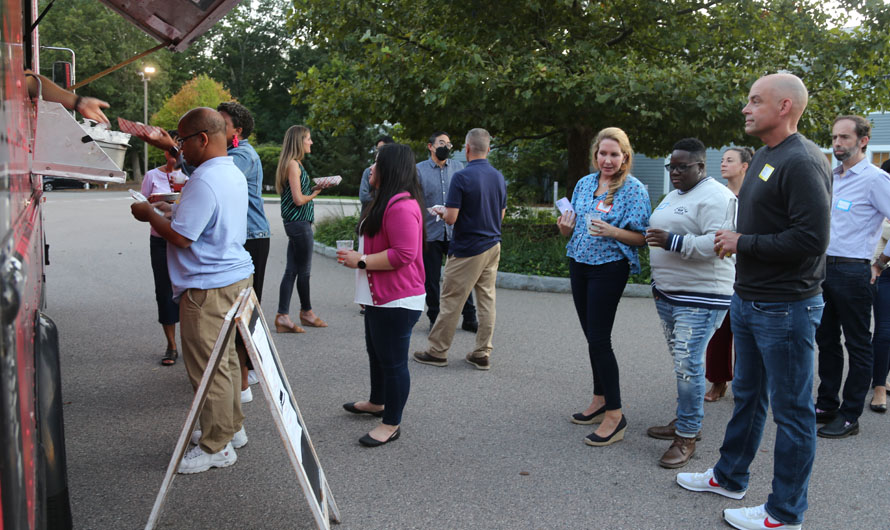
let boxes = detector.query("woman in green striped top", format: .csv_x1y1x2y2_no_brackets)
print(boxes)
275,125,328,332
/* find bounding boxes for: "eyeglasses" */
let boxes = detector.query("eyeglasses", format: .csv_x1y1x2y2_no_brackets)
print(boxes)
177,130,208,146
435,141,453,149
664,162,701,172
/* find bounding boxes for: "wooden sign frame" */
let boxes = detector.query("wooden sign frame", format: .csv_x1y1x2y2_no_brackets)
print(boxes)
145,288,340,529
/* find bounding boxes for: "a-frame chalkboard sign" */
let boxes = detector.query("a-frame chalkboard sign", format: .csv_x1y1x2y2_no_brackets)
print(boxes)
145,287,340,529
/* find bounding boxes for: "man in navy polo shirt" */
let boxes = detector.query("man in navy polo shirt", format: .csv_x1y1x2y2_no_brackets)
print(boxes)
413,128,507,370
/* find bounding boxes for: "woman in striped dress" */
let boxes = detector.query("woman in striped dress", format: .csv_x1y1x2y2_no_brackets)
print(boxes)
275,125,327,332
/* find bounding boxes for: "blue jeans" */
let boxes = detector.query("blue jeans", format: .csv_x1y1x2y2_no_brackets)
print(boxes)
277,220,314,314
654,298,726,436
815,261,875,420
872,268,890,388
364,306,421,426
714,294,824,526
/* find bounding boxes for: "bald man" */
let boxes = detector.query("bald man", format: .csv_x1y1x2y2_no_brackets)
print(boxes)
132,107,254,474
677,74,831,530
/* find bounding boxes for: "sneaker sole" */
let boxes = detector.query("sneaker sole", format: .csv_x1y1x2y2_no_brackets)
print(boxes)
178,452,237,474
464,358,490,371
676,477,746,499
413,356,448,367
723,510,801,530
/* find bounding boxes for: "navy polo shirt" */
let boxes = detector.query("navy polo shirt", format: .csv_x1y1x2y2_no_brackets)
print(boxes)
445,159,507,258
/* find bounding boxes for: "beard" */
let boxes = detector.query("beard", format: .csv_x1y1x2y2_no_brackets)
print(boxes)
834,149,852,162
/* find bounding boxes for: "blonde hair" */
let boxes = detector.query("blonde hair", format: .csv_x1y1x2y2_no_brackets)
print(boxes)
276,125,310,194
590,127,633,206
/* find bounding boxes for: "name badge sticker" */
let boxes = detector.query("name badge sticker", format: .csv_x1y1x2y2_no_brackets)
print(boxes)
595,201,613,214
835,199,852,212
655,201,669,211
758,164,775,182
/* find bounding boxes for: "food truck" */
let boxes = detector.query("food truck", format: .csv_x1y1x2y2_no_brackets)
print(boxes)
0,1,240,527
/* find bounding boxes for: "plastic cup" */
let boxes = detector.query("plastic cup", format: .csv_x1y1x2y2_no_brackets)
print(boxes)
171,172,187,192
336,240,354,263
586,212,602,236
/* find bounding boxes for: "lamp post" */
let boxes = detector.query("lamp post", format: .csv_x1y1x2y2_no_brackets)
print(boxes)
138,65,156,175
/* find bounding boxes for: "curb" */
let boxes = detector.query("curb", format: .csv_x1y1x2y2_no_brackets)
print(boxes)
313,242,653,298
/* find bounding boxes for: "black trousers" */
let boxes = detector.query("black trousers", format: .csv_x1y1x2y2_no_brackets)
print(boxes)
244,237,270,303
422,239,475,323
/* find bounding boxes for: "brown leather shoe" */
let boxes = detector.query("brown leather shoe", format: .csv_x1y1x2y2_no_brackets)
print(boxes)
646,419,702,441
658,435,696,469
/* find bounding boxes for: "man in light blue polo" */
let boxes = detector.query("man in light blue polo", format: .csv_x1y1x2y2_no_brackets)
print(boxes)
131,107,254,474
814,115,890,438
417,131,478,331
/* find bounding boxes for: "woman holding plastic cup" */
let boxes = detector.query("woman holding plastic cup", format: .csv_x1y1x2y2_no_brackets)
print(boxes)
337,144,425,447
141,131,184,365
556,127,651,447
275,125,326,333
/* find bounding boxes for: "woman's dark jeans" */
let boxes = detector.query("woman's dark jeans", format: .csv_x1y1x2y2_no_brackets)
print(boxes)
150,236,179,325
277,220,314,314
364,306,421,426
569,258,629,410
872,268,890,388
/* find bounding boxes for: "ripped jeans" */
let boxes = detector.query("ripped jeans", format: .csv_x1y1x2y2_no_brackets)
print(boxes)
655,297,727,437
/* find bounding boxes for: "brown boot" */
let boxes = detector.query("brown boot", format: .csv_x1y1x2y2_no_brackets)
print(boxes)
646,419,702,441
659,435,696,469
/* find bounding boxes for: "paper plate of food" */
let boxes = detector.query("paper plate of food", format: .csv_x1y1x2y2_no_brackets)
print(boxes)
312,175,342,188
149,192,180,203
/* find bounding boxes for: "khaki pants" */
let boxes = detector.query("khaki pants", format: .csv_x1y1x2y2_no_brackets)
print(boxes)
428,243,500,359
180,277,251,453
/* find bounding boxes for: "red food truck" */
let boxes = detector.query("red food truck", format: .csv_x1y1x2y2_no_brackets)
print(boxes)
0,1,240,527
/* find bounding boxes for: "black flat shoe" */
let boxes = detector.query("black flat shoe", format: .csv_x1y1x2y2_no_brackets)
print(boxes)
343,402,384,418
571,405,606,425
817,416,859,439
870,402,887,413
584,415,627,447
359,427,400,447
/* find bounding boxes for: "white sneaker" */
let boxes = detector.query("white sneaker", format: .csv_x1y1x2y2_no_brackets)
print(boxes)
724,504,801,530
177,442,237,474
247,370,259,386
241,387,253,403
676,468,747,499
191,426,247,449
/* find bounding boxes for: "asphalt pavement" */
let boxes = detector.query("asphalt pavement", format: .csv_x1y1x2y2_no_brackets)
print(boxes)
43,191,889,529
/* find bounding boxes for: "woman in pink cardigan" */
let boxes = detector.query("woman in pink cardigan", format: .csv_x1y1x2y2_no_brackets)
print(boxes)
336,143,426,447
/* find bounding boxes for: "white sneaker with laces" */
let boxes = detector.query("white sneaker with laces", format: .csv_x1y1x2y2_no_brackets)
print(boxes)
247,370,259,386
191,426,248,449
676,468,747,499
177,442,237,474
241,387,253,403
724,504,801,530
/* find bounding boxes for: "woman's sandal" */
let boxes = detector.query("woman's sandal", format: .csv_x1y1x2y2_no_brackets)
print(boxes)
300,314,328,328
275,315,305,333
161,348,178,366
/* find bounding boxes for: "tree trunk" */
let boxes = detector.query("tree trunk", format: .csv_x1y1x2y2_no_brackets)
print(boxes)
566,125,594,199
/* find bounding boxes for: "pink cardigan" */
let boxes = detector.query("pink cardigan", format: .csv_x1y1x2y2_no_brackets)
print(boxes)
363,192,426,305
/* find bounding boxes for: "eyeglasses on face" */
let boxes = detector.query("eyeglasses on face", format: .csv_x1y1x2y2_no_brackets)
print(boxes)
435,140,453,149
664,162,701,172
177,130,208,146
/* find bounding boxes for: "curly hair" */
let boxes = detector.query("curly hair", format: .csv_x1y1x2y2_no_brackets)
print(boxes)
216,101,254,139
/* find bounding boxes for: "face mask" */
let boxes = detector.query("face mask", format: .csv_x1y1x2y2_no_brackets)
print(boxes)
435,146,450,160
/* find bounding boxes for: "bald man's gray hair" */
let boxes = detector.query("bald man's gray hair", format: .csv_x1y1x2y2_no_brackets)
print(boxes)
465,128,491,153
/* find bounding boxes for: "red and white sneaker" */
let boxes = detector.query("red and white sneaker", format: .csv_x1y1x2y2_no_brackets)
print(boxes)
676,468,747,499
724,504,801,530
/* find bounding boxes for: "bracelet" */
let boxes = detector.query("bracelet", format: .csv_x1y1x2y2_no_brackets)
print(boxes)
74,95,84,112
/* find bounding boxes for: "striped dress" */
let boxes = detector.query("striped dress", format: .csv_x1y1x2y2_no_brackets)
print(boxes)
280,161,314,222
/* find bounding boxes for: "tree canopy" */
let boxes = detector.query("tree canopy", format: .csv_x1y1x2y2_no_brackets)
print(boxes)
292,0,890,193
151,75,233,130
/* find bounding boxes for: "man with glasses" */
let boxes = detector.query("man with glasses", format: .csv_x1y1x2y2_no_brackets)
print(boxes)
131,107,254,475
417,131,478,332
359,135,394,211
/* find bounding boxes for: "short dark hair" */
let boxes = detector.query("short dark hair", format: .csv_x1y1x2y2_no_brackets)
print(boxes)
375,135,394,146
216,101,254,138
672,137,707,163
428,131,449,145
834,115,871,153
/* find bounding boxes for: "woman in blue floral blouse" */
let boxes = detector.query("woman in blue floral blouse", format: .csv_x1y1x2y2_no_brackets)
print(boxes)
557,127,651,447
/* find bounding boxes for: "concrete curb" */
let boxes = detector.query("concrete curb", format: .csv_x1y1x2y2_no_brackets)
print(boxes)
313,241,653,298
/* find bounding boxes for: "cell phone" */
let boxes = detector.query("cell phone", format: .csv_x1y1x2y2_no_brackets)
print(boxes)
129,189,148,202
556,197,574,215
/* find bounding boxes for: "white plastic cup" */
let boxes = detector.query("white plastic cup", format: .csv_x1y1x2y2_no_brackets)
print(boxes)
171,172,187,192
336,240,354,263
586,212,602,236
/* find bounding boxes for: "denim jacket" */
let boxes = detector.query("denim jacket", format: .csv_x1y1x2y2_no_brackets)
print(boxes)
229,139,271,239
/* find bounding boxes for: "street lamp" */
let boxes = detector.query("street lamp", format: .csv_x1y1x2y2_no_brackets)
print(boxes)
138,65,157,175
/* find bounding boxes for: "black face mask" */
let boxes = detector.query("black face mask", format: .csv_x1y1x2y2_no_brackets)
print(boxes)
435,146,450,160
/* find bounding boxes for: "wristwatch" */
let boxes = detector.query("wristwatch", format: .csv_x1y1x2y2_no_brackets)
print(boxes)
874,259,889,271
168,146,180,158
358,254,367,269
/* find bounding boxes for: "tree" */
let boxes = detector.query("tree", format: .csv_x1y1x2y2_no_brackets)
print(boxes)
151,75,233,129
292,0,890,194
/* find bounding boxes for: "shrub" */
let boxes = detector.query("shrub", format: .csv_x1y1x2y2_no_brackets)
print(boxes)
255,144,282,193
